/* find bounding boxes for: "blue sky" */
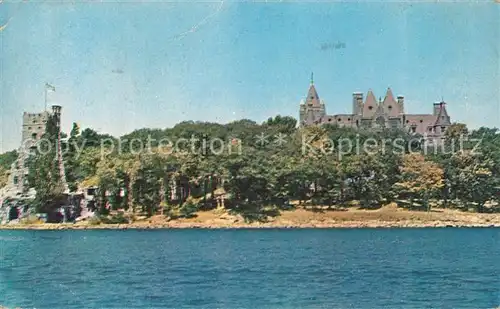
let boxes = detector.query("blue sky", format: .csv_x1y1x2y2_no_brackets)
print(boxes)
0,1,499,152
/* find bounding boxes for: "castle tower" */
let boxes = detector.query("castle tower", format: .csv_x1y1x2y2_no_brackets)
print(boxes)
4,104,66,195
433,101,451,136
299,73,326,126
52,105,62,128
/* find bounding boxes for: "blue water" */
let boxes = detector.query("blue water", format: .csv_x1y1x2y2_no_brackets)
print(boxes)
0,229,499,309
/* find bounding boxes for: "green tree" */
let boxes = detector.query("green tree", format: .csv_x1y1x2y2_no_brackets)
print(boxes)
0,150,18,170
446,152,496,212
395,153,444,211
27,113,66,217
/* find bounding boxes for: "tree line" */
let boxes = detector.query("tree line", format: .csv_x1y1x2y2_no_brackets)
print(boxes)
1,115,499,221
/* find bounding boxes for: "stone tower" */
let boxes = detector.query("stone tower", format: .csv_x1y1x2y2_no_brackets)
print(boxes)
299,74,326,126
8,110,51,193
4,105,63,195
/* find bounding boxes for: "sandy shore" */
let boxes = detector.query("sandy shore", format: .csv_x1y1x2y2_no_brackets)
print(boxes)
2,205,500,230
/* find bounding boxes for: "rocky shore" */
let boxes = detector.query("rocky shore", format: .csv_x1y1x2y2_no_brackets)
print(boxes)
1,221,499,230
1,206,500,230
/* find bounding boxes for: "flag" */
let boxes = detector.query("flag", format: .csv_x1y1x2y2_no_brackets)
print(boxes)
45,83,56,92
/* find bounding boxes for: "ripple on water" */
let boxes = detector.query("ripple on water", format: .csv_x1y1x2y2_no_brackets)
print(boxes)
0,229,499,309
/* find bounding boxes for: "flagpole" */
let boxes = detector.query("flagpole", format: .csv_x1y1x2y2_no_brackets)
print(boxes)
44,83,47,111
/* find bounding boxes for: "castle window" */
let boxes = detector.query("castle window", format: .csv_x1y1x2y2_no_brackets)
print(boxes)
13,176,18,185
337,118,341,122
388,105,392,109
420,120,423,123
347,118,351,121
328,118,332,122
32,133,37,140
38,126,41,129
411,126,416,133
406,120,409,124
28,127,32,130
368,106,373,110
428,127,433,132
441,126,445,132
32,120,36,124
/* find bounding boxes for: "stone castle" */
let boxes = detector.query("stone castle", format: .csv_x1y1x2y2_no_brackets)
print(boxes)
0,103,76,223
4,105,63,195
299,77,451,141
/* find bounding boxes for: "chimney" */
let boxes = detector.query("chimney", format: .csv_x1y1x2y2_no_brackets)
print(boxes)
353,92,363,115
397,95,405,114
433,102,441,116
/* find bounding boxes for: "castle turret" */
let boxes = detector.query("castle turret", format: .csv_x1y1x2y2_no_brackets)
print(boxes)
51,105,62,128
299,74,326,126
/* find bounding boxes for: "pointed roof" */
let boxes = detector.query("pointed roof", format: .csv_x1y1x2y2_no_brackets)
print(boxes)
365,89,377,106
434,102,451,126
362,89,377,117
382,88,396,106
305,84,321,106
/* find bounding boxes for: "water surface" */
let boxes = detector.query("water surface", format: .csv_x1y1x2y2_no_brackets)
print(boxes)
0,228,499,308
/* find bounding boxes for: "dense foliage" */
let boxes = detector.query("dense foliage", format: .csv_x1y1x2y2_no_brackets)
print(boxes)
0,150,17,188
3,115,500,220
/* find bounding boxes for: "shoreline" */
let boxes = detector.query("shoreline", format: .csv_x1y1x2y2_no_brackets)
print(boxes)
2,207,500,230
1,223,500,230
2,221,500,230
